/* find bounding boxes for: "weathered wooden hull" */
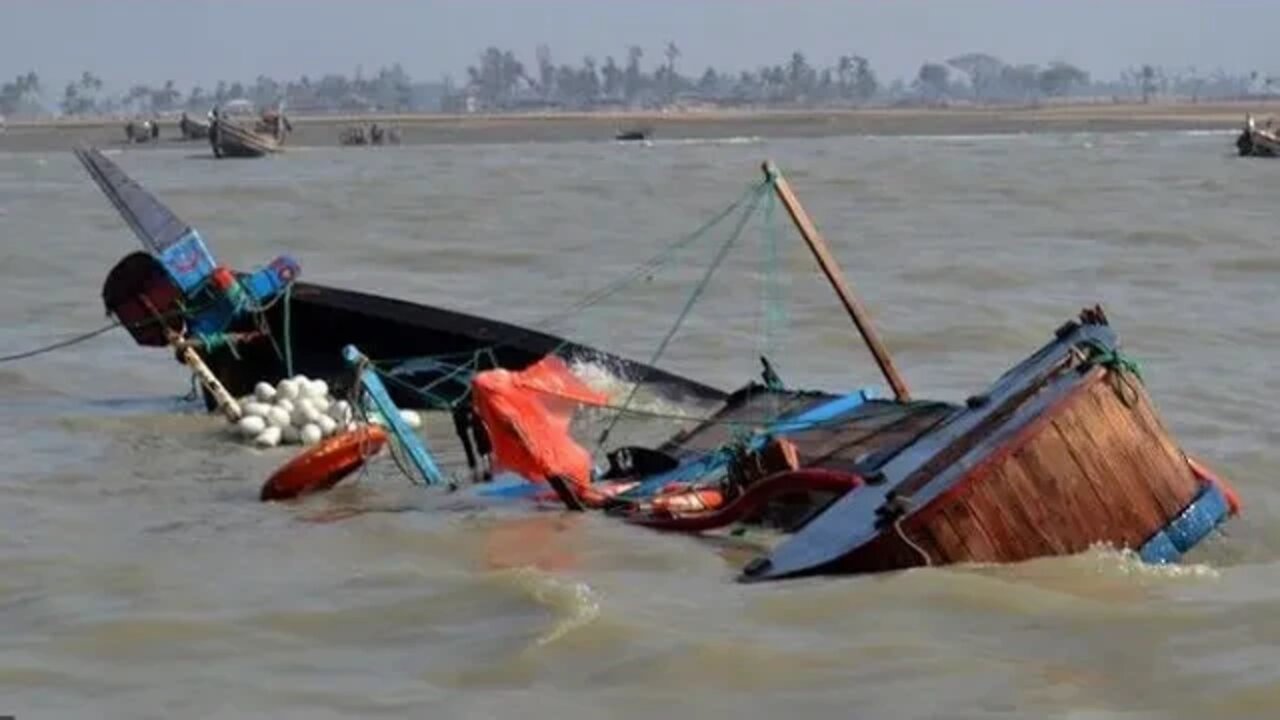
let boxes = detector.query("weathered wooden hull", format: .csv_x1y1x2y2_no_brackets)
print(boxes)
1238,129,1280,157
1236,116,1280,157
211,120,281,158
194,280,729,411
742,308,1232,581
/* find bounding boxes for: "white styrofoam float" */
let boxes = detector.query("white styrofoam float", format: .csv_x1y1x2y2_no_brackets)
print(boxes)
230,374,423,448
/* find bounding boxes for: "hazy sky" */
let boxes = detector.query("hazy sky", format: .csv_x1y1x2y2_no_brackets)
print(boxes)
3,0,1274,93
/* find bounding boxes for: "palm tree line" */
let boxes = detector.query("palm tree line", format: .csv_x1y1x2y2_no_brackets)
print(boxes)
2,45,1276,118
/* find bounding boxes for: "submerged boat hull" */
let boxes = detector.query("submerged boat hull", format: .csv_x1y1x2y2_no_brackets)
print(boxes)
78,144,724,411
196,280,728,410
742,308,1229,581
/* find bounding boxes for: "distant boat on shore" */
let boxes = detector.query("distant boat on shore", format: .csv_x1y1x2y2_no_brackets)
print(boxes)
1236,114,1280,157
615,127,652,142
178,112,210,140
208,102,290,158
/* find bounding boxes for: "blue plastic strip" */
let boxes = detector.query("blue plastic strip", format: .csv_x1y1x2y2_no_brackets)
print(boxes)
471,472,546,499
617,387,879,500
343,345,446,486
1138,481,1230,565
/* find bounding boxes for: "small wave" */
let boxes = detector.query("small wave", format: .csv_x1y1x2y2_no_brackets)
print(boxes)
519,570,601,647
1213,256,1280,275
1084,544,1220,581
0,368,54,398
1120,228,1202,249
1178,129,1235,137
646,136,764,147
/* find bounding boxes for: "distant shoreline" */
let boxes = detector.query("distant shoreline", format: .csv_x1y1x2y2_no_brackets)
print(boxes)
3,101,1271,152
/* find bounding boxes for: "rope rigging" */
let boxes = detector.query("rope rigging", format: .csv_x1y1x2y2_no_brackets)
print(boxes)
594,180,770,449
354,176,784,418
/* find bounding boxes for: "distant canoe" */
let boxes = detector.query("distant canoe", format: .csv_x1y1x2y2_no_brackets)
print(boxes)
615,128,651,142
1237,114,1280,157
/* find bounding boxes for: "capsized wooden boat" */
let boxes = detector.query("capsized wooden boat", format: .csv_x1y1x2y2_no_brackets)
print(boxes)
76,145,727,412
1236,114,1280,157
341,309,1236,581
739,307,1235,580
357,161,1238,581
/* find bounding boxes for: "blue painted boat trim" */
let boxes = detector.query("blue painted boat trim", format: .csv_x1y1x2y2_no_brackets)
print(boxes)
1138,481,1230,565
343,345,446,485
615,387,879,500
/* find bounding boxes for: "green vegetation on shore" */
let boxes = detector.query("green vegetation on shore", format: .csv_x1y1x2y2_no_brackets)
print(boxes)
3,45,1278,121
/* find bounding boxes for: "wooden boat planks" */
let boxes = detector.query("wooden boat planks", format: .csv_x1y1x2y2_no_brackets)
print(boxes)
741,314,1204,581
212,119,283,158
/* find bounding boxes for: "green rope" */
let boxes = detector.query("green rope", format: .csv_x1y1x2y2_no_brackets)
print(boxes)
756,184,789,404
194,331,242,360
342,180,768,409
1081,339,1144,383
366,348,494,367
367,365,457,409
595,182,768,450
282,283,294,377
535,180,767,331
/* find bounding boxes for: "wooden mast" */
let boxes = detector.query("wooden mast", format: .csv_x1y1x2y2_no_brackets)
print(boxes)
762,160,911,402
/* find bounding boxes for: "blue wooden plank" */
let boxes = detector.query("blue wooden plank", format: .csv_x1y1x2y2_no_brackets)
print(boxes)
1167,482,1230,553
1138,529,1181,565
471,472,546,499
343,345,446,486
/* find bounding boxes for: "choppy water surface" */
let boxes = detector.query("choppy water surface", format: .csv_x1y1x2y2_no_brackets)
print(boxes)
1,130,1277,719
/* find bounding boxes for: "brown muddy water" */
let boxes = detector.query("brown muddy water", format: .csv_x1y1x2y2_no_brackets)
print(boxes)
0,130,1277,719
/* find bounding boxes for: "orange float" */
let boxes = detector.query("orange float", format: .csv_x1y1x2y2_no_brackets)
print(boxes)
260,425,389,501
625,469,863,532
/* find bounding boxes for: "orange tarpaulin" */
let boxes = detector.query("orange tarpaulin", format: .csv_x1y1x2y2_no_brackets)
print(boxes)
470,356,609,490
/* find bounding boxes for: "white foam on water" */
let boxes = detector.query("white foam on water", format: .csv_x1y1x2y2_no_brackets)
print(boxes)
566,359,699,422
1086,543,1221,581
648,136,764,147
1177,129,1235,137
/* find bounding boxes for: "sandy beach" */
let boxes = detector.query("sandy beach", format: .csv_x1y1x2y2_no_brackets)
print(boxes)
3,100,1277,152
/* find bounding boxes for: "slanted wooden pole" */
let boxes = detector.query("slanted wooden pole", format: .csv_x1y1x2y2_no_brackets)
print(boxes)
762,160,911,402
178,345,243,422
139,295,242,421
